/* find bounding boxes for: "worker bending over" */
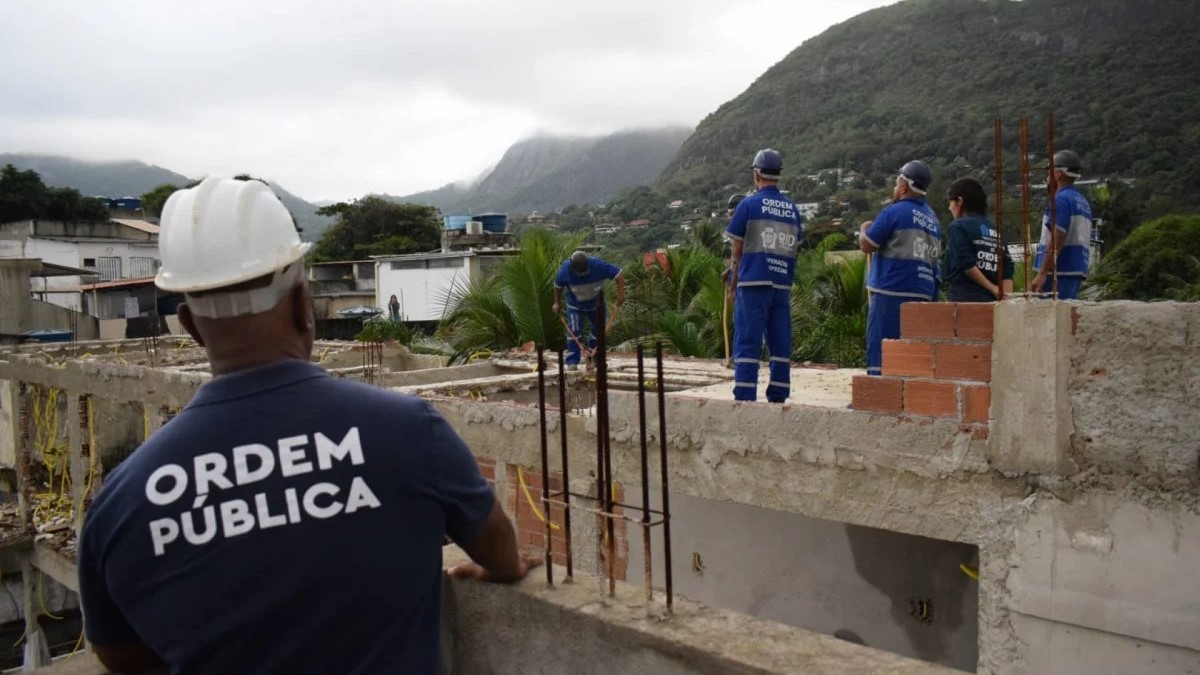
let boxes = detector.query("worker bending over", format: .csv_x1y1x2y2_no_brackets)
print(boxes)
553,250,625,370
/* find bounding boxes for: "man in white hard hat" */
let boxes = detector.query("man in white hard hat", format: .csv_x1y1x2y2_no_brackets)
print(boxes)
77,176,538,674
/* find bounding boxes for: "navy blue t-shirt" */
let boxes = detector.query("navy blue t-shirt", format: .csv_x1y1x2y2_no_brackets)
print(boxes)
78,360,494,675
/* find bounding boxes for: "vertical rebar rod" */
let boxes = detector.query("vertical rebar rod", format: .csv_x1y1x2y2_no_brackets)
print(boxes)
557,348,573,580
1047,110,1058,299
596,294,616,596
636,345,653,604
655,342,674,612
1020,117,1032,295
593,295,611,595
994,117,1005,301
17,382,32,529
536,345,553,587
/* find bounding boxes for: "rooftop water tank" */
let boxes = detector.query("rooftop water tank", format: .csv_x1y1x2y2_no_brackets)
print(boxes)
477,213,508,233
24,329,73,343
443,215,471,231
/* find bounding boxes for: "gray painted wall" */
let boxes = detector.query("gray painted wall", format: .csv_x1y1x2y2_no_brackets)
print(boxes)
625,494,979,672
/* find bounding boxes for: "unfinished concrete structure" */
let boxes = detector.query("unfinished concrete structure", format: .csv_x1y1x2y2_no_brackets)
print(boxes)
0,299,1196,674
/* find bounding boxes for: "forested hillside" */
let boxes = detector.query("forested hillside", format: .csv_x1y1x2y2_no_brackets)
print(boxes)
658,0,1200,210
400,127,691,214
0,154,333,240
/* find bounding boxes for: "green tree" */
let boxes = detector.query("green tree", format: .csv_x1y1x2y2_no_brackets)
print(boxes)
312,196,440,261
0,164,49,223
140,183,180,218
1083,214,1200,301
432,230,588,362
0,164,108,224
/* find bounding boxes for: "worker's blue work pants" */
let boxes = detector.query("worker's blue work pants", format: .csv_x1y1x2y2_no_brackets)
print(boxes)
732,286,791,402
565,306,599,366
866,294,917,376
1040,276,1082,300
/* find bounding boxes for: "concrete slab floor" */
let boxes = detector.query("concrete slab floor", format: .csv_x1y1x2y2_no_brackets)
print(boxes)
678,366,856,408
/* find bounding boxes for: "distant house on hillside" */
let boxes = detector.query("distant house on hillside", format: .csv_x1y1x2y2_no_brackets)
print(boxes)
0,218,160,314
666,200,684,209
628,219,650,228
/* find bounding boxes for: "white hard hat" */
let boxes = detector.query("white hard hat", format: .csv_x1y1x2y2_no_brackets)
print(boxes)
155,176,311,317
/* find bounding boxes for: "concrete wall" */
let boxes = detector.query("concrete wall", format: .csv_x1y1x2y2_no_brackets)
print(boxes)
624,495,979,671
375,256,472,322
1068,301,1200,477
28,301,98,340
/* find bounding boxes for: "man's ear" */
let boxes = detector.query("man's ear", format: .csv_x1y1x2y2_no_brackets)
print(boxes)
290,283,312,334
178,304,205,347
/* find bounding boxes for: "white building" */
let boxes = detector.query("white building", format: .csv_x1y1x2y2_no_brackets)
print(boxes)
795,202,821,220
374,250,515,324
0,219,159,312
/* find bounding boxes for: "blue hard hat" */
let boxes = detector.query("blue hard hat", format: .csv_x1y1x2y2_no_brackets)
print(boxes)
752,149,783,178
898,160,932,193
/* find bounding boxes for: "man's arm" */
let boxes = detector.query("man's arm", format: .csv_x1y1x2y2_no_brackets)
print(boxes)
730,239,744,288
552,286,563,314
1032,228,1066,292
965,266,999,299
447,500,539,582
858,221,878,254
78,513,166,673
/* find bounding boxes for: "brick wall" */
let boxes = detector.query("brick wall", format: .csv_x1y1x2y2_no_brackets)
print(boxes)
851,303,994,436
496,461,628,579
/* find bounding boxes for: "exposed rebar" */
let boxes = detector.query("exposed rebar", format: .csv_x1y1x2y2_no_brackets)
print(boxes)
994,117,1006,301
1047,110,1059,299
636,345,653,604
595,294,616,596
655,342,674,612
557,348,574,580
1020,116,1033,295
536,346,553,586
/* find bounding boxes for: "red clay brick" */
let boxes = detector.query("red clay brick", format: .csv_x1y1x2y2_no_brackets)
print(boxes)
934,343,992,381
955,303,995,341
477,459,495,481
900,302,956,339
904,380,958,417
961,384,991,423
882,340,935,377
851,375,904,413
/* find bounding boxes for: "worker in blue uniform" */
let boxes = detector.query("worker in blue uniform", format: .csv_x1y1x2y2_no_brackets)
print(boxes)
725,149,804,402
859,160,942,376
1032,149,1093,299
943,177,1014,302
553,251,625,369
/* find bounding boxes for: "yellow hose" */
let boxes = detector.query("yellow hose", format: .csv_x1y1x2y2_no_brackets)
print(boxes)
516,466,560,531
960,563,979,580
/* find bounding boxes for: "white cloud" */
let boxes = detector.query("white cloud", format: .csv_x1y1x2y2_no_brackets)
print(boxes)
0,0,896,200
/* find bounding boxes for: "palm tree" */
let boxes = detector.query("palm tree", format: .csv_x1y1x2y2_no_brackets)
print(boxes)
790,234,869,366
432,230,588,363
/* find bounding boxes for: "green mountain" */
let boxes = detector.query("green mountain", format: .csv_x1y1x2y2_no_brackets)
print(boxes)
657,0,1200,210
399,127,692,215
0,154,333,241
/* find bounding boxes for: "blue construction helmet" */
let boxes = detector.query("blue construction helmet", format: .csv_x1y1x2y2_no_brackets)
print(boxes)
752,149,783,180
898,160,932,194
569,250,590,275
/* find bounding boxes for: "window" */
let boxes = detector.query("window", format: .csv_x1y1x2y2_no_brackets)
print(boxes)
130,257,157,278
96,257,122,281
427,257,463,269
82,258,96,268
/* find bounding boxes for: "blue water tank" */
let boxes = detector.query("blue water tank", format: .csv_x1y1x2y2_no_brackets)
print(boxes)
24,329,73,343
443,215,471,231
478,213,508,233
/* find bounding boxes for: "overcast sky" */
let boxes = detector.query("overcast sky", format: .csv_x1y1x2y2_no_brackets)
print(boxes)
1,0,895,202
